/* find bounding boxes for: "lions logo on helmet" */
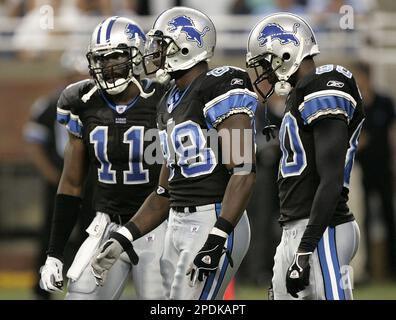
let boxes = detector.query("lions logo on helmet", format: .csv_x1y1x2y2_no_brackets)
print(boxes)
143,7,216,75
258,23,300,47
246,13,320,100
125,23,146,42
87,17,154,98
167,15,210,48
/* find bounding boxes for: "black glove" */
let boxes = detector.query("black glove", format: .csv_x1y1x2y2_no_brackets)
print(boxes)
262,124,277,141
268,283,274,300
187,234,234,286
286,252,312,298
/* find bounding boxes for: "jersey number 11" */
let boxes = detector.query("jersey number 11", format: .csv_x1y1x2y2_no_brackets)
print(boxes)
90,126,149,184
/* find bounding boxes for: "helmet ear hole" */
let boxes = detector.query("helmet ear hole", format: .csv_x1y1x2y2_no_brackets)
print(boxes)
272,56,283,69
181,48,189,55
282,52,291,61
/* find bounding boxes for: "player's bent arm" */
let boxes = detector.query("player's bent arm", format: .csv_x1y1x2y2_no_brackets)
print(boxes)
216,114,256,227
91,164,171,285
41,133,87,292
111,163,170,247
123,163,171,238
47,133,87,260
187,114,256,284
298,118,348,253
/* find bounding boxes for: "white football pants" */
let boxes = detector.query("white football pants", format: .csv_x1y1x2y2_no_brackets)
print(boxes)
65,213,167,300
272,219,360,300
160,203,250,300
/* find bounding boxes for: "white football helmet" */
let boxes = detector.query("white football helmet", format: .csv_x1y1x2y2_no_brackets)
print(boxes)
87,16,147,96
143,7,216,76
246,13,320,100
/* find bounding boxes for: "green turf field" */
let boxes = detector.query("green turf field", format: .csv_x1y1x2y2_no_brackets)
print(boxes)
235,282,396,300
0,282,395,300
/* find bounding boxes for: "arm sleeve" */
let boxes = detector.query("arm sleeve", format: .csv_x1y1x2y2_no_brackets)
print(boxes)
202,67,258,128
298,117,348,252
56,85,83,138
47,194,82,260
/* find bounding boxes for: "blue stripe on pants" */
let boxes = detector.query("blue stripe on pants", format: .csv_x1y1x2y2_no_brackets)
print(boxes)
210,203,234,300
318,235,334,300
199,203,232,300
328,227,346,300
199,204,221,300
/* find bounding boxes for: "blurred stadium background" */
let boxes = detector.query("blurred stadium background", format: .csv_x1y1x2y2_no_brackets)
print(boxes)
0,0,395,300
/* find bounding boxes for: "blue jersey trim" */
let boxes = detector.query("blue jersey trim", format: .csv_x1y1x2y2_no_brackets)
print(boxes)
204,93,257,128
344,120,364,188
301,95,355,124
57,112,70,125
57,111,82,137
99,90,140,113
66,117,82,137
166,84,192,113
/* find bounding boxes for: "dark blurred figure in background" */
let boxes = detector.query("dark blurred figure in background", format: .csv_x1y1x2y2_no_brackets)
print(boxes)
354,62,396,281
239,96,283,286
232,0,306,15
23,51,94,299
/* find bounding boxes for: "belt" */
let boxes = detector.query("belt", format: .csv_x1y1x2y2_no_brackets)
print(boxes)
172,206,197,213
171,204,217,213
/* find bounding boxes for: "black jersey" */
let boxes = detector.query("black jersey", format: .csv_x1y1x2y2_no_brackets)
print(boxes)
57,79,164,216
24,89,66,171
157,66,258,207
278,64,365,226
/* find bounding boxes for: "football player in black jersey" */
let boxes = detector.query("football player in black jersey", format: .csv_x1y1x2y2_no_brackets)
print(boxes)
246,13,364,299
24,52,95,299
39,17,167,299
91,7,257,300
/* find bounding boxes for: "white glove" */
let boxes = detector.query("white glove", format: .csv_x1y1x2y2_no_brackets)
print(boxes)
91,239,124,286
39,256,64,292
91,232,139,286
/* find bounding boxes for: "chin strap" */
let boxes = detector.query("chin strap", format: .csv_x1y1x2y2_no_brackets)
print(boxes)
155,69,171,86
82,85,98,103
131,76,155,99
274,81,292,96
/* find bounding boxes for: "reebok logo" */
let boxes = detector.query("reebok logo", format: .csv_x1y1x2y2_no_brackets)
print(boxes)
327,80,344,88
